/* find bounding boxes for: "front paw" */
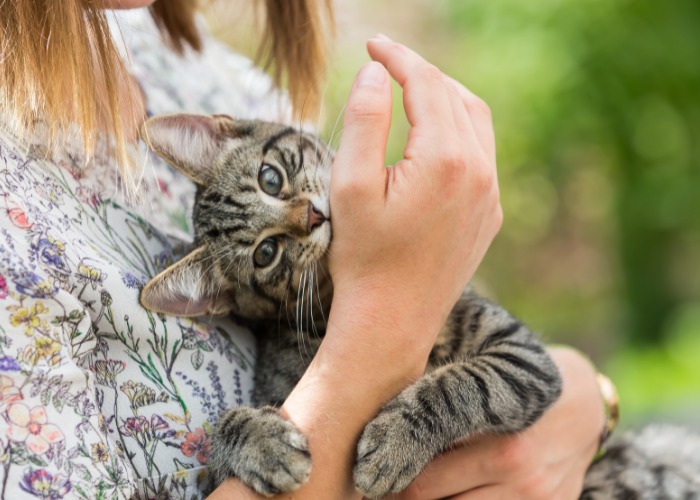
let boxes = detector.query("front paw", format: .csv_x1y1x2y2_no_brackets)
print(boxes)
211,407,312,497
353,408,432,499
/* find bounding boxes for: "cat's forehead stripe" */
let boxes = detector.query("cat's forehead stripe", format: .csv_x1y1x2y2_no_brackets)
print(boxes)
262,127,297,154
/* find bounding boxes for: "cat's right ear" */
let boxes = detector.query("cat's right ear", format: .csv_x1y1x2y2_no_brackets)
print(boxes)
140,113,238,185
140,246,232,317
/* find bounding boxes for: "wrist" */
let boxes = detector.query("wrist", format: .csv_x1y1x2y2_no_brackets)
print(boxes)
326,283,446,366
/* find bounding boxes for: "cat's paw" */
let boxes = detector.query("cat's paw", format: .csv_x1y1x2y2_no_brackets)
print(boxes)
211,406,312,497
353,408,432,499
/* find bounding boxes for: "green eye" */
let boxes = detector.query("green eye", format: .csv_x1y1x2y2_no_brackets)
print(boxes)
258,164,282,196
253,238,279,267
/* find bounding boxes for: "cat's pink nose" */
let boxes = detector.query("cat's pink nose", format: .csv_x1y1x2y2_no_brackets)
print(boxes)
307,203,327,233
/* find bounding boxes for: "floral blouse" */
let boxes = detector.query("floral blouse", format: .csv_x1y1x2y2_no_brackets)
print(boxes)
0,10,290,499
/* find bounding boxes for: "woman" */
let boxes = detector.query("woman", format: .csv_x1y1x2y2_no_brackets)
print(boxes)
0,1,604,498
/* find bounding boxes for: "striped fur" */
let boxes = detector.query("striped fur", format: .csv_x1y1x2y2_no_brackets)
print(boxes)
141,114,700,499
582,426,700,499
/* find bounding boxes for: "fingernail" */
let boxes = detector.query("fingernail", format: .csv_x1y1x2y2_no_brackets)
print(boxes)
372,33,392,41
356,62,387,88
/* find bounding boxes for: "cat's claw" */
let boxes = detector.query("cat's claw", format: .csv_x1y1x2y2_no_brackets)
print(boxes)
211,407,312,497
353,409,430,500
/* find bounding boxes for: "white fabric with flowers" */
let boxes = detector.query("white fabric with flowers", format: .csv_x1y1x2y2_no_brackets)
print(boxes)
0,10,290,499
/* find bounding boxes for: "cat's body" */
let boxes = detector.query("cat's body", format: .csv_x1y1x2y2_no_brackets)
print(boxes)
139,114,700,499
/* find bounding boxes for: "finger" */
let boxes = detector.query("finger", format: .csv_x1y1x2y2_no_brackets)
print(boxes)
332,61,392,198
443,75,474,138
397,435,511,500
366,37,460,150
447,485,504,500
444,75,496,161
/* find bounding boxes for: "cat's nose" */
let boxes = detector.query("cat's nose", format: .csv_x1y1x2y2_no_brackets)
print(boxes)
307,203,327,233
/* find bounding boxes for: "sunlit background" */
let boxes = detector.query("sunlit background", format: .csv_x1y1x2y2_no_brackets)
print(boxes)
210,0,700,429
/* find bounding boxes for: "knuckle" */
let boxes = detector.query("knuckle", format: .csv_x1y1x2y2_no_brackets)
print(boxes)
422,64,444,83
406,63,443,91
517,471,552,499
345,99,387,126
444,150,467,173
468,95,492,118
471,161,496,194
493,203,504,231
492,438,527,472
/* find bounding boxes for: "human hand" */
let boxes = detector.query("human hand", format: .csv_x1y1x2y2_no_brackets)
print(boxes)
393,346,604,500
327,36,502,376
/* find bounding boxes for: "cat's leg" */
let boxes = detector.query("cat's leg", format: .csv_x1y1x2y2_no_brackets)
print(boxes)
209,329,321,496
253,326,323,406
354,291,562,499
210,406,311,496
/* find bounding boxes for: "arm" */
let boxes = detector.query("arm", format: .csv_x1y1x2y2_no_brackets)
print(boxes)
209,37,502,499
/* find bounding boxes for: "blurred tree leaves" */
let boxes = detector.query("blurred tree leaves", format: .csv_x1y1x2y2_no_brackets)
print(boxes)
432,0,700,348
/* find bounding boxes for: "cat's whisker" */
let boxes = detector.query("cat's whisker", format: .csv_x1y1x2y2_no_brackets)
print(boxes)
307,269,315,345
326,102,346,152
298,268,314,362
296,269,305,338
313,261,327,327
308,265,320,340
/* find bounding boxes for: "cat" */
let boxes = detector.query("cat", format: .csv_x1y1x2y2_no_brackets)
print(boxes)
138,113,700,499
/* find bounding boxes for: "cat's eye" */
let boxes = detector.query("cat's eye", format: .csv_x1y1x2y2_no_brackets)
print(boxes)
258,164,283,196
253,238,279,267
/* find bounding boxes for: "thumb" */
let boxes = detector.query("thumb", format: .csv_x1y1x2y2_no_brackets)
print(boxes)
332,61,392,198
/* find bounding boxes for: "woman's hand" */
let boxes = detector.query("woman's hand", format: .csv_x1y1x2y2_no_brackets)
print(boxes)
395,347,604,500
327,35,503,382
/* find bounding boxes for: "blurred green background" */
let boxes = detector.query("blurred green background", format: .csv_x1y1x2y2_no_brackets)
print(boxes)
212,0,700,429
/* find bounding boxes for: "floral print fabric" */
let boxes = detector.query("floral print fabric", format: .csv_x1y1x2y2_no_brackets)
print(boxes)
0,10,289,499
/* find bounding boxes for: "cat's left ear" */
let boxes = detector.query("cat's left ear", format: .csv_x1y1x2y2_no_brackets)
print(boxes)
140,246,232,317
140,113,240,185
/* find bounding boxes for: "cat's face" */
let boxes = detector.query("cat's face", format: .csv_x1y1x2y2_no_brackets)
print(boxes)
139,114,333,319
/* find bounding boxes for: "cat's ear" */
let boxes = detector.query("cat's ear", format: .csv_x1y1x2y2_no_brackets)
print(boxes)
140,246,232,317
140,113,242,185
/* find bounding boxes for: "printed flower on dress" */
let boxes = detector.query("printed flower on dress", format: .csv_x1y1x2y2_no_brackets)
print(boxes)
75,262,106,290
4,199,33,230
121,414,175,445
120,380,168,411
9,302,50,335
180,427,211,465
93,360,126,387
0,355,21,372
0,375,22,405
120,271,146,290
21,337,62,367
91,442,109,463
19,468,72,499
34,237,70,278
12,273,58,299
6,403,65,454
0,274,7,299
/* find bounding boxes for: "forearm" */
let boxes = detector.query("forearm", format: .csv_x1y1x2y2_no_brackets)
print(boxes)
208,311,430,499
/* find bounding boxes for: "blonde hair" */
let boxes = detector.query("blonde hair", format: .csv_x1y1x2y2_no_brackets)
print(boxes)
0,0,333,173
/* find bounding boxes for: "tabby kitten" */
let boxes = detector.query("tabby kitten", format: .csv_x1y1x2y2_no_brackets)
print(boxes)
139,114,700,499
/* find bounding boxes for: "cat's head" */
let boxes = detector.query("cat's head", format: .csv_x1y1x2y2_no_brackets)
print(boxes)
139,113,333,319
